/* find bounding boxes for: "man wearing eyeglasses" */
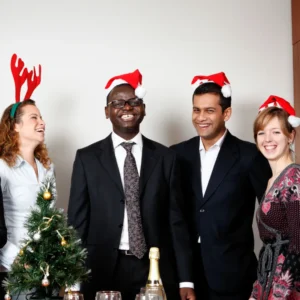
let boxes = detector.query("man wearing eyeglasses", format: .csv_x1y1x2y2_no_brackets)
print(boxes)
68,70,195,300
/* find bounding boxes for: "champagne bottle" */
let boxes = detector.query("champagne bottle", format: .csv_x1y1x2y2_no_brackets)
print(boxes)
145,247,167,300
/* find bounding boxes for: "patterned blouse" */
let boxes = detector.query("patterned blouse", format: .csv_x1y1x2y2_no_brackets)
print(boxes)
251,164,300,300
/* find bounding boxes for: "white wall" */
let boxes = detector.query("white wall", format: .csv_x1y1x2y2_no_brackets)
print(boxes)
0,0,293,255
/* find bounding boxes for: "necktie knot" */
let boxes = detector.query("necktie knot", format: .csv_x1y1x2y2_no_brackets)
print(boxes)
121,142,135,153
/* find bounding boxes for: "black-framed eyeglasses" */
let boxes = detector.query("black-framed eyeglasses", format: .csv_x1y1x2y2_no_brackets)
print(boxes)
107,98,143,109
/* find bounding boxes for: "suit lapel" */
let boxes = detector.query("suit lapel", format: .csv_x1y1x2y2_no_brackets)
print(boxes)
96,134,124,194
189,137,204,205
201,132,239,207
140,136,158,196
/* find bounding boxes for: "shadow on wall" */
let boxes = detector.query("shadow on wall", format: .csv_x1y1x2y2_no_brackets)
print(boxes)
44,94,81,213
44,93,107,214
48,134,75,213
228,101,260,143
163,118,195,146
232,101,264,257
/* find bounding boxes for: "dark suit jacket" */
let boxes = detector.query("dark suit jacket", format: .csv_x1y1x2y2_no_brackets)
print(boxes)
0,179,7,248
171,132,271,294
68,134,193,293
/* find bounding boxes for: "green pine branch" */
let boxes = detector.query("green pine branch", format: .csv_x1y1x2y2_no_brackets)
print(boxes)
3,177,89,298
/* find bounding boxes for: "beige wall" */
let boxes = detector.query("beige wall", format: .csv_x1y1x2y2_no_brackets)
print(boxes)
0,0,293,255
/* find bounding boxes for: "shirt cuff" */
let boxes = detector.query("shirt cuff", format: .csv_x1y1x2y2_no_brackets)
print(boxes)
0,241,19,270
179,282,194,289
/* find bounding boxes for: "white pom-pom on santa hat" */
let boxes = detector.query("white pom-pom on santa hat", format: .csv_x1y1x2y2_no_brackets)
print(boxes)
288,115,300,128
191,72,232,98
221,84,231,98
259,95,300,128
135,85,146,98
105,69,146,98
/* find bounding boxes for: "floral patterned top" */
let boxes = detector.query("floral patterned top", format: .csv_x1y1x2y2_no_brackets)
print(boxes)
251,164,300,300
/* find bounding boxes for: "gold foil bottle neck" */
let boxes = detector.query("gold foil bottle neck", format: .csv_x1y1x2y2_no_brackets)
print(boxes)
146,247,167,299
149,247,160,259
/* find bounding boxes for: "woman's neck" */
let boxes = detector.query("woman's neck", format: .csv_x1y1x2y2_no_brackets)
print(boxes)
19,145,36,166
269,156,293,178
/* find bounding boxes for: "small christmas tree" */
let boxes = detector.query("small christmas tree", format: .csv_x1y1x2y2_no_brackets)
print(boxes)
3,177,89,300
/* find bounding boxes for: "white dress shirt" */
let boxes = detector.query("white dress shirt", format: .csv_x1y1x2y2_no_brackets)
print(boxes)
198,130,227,243
0,156,55,270
111,132,193,288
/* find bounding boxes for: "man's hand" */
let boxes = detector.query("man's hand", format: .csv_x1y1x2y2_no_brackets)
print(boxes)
180,288,196,300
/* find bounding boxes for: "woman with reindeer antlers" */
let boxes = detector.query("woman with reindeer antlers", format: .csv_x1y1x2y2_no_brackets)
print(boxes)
0,54,55,300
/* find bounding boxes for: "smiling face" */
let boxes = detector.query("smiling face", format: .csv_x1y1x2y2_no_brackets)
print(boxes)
105,84,145,140
192,93,231,147
254,107,295,164
256,117,294,162
14,104,45,147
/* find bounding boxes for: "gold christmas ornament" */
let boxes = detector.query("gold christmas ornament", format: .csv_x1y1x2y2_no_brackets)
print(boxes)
19,249,24,255
42,276,50,287
43,190,52,200
56,230,67,246
61,238,67,246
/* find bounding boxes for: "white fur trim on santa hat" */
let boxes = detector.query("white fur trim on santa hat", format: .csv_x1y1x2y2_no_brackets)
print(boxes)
135,85,146,98
106,80,147,98
105,79,127,96
288,115,300,128
221,84,231,98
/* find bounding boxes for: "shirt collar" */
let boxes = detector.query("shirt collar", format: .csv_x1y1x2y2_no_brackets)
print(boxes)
111,132,143,150
13,155,41,169
13,155,25,168
199,129,227,151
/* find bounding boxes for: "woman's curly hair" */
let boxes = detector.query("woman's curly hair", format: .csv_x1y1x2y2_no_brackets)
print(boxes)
0,99,51,168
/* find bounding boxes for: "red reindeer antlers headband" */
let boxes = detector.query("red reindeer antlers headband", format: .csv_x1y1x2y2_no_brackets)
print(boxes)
10,54,42,118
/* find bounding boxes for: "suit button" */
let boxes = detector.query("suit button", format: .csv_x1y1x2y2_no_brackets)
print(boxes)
119,224,123,228
200,209,205,213
120,199,125,204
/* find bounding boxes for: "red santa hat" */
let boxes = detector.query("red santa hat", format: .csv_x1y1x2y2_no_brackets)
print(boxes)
191,72,231,98
259,95,300,128
104,69,146,99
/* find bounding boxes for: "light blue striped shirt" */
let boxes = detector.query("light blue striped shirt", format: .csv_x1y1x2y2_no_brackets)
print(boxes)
0,156,54,270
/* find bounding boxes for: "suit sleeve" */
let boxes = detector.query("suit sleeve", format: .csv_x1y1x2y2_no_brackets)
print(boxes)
249,150,271,202
0,178,7,248
169,153,193,282
67,151,90,244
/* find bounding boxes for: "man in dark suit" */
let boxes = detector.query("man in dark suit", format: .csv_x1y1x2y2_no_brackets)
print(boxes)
171,72,271,300
68,70,195,300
